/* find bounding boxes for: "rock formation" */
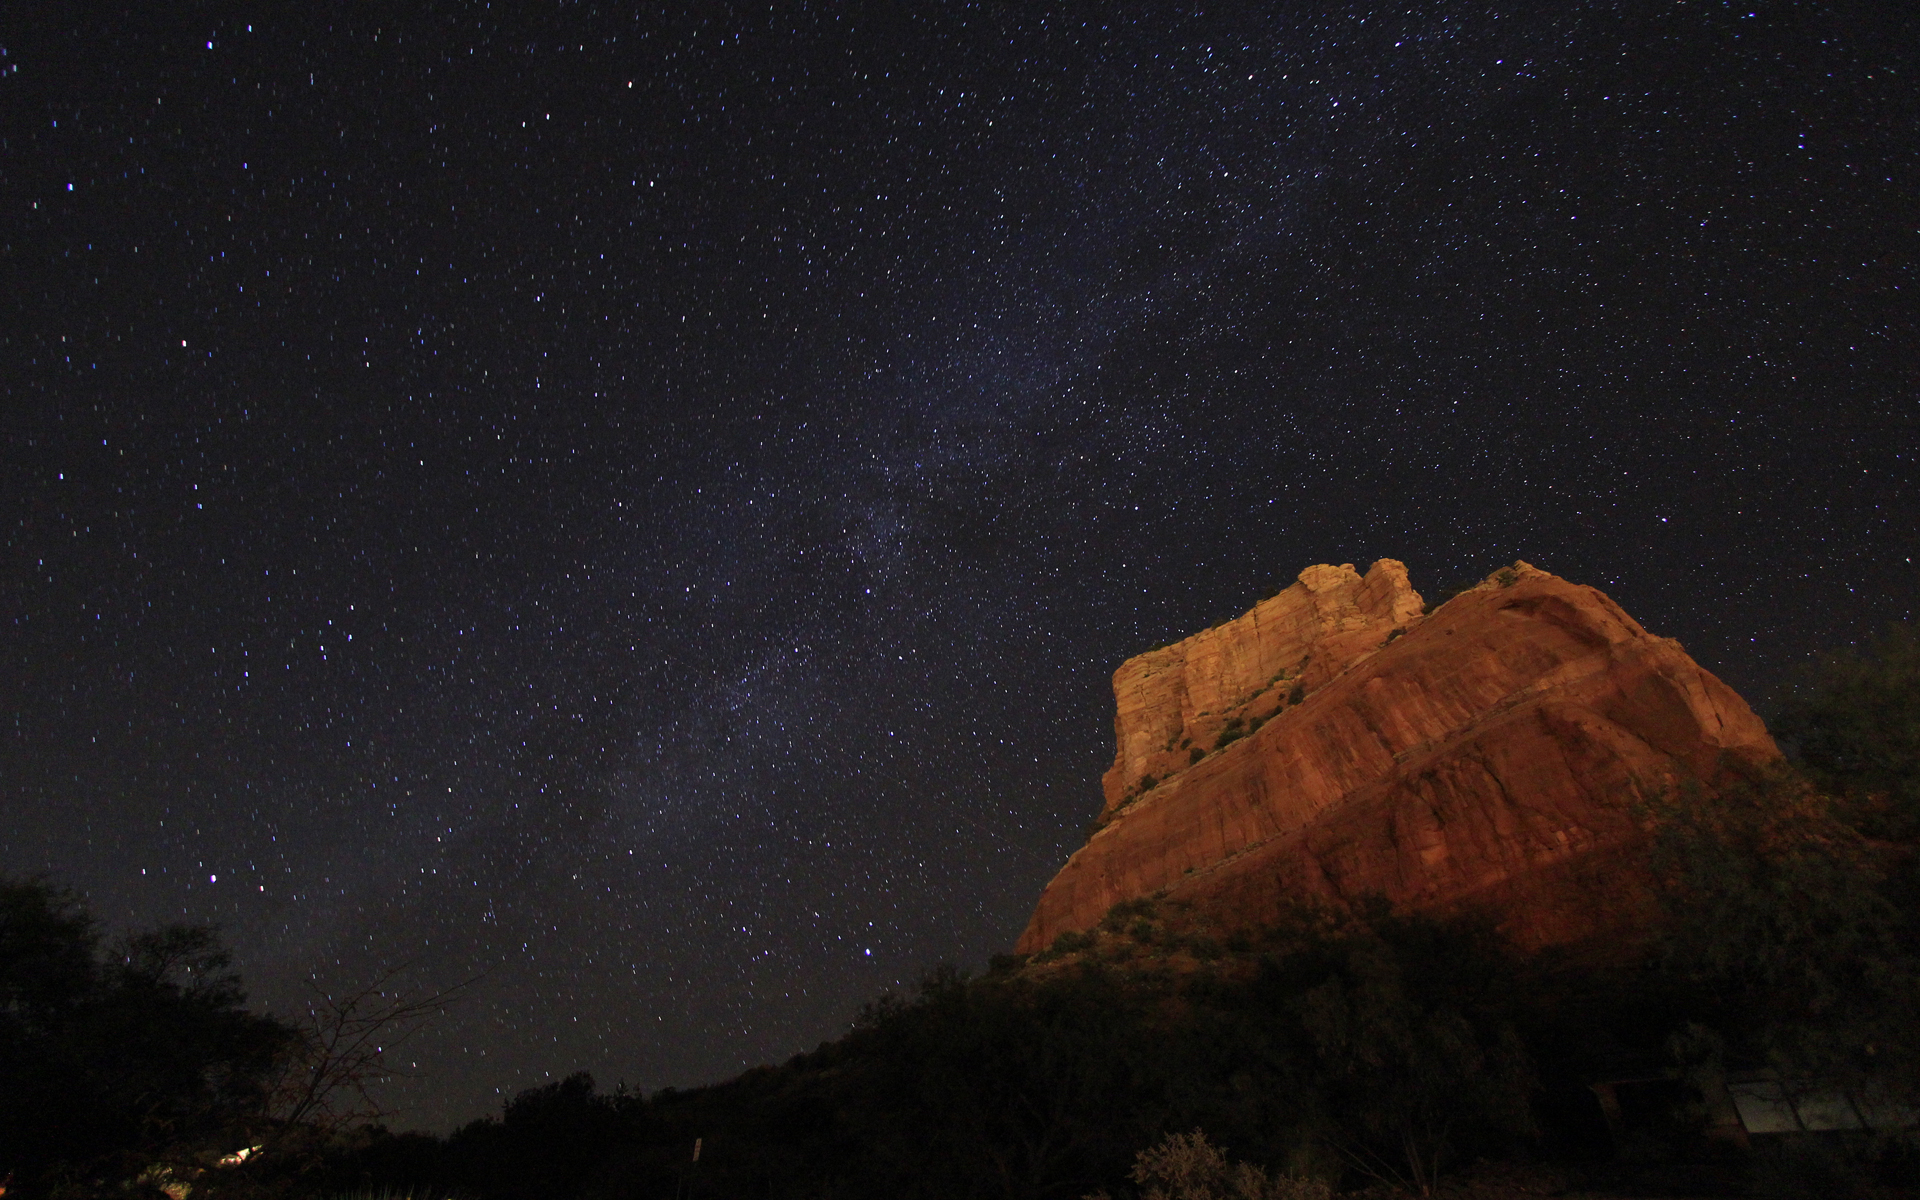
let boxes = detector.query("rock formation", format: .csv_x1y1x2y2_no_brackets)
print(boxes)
1017,560,1779,956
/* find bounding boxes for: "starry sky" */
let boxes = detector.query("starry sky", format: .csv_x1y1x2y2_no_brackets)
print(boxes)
5,2,1915,1129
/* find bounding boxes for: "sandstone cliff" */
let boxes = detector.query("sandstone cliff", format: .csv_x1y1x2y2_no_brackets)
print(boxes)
1018,560,1779,956
1098,559,1425,820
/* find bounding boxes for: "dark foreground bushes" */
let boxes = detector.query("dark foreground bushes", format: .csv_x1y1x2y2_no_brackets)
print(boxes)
324,908,1541,1200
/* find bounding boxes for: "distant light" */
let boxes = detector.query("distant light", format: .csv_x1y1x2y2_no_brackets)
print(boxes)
210,874,217,882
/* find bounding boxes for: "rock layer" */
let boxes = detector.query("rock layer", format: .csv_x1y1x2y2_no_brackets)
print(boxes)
1018,561,1779,956
1099,560,1424,819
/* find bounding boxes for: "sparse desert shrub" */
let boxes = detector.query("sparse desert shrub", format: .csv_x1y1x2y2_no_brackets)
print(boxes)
1036,929,1098,963
1106,896,1160,922
1089,1129,1330,1200
1101,901,1162,939
1422,578,1480,614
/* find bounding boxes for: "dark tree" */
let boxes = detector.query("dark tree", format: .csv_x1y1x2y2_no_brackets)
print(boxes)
1642,629,1920,1146
1775,623,1920,840
0,878,295,1196
426,1073,645,1200
1249,909,1535,1196
1647,769,1920,1113
843,965,1163,1200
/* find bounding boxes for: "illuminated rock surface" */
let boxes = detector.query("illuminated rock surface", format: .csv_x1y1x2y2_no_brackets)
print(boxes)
1018,560,1779,956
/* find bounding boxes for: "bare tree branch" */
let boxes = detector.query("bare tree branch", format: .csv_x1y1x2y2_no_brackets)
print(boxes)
266,965,482,1139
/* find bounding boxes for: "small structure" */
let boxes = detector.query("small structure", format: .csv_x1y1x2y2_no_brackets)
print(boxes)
1723,1070,1917,1136
1590,1065,1917,1158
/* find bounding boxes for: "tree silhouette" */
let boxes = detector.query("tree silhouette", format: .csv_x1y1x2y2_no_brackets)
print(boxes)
0,878,294,1193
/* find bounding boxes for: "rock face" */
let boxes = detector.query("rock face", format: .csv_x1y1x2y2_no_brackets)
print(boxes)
1017,560,1779,956
1097,560,1426,821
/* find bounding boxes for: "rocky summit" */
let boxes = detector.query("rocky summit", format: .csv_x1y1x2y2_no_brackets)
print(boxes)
1018,560,1779,957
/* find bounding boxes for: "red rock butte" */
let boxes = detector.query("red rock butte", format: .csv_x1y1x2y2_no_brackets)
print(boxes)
1017,559,1779,957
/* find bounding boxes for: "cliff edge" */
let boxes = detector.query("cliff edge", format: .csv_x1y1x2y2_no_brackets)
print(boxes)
1018,560,1779,956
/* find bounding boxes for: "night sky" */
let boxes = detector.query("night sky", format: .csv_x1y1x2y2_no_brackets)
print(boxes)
6,2,1915,1129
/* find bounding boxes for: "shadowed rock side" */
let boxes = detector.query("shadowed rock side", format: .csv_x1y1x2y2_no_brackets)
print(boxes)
1019,561,1780,957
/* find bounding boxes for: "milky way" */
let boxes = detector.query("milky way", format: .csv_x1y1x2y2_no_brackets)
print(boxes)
5,3,1915,1128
